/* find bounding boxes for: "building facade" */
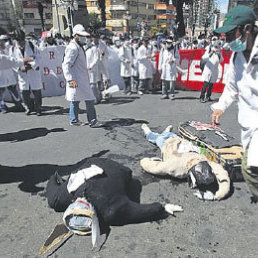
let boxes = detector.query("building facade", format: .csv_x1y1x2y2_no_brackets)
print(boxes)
86,0,157,35
155,0,176,32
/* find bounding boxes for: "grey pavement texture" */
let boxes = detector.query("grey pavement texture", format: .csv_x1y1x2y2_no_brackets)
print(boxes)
0,90,257,258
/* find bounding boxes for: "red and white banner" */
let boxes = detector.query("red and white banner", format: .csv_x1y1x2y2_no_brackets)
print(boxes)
176,49,232,93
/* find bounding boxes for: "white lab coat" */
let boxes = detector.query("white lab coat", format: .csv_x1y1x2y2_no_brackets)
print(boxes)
0,48,17,88
118,43,132,77
137,44,153,80
86,44,99,84
98,40,110,81
211,35,258,152
160,48,179,81
0,54,23,70
202,46,224,83
131,45,138,77
62,39,95,102
12,40,42,91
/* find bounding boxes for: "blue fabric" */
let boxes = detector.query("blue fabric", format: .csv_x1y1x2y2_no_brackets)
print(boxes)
146,131,177,149
70,100,96,123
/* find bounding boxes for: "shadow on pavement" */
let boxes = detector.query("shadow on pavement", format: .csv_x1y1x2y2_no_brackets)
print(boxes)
0,150,110,193
101,96,140,105
103,118,149,130
0,127,66,143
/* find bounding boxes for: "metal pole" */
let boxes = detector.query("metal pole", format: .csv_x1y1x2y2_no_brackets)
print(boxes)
54,0,61,33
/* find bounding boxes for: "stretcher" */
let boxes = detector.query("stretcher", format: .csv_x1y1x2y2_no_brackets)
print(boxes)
178,121,244,181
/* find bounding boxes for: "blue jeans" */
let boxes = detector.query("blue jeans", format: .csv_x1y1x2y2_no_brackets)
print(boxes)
70,100,96,123
162,80,175,96
146,131,177,149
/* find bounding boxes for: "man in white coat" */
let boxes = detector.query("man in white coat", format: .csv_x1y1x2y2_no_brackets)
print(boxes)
211,6,258,202
137,38,153,95
200,37,224,103
86,35,101,103
62,24,102,128
12,29,43,115
160,39,180,100
118,36,132,95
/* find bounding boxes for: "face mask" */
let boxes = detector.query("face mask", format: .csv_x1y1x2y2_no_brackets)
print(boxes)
4,41,10,48
115,41,120,47
86,37,91,44
211,40,217,46
229,36,247,52
166,43,172,48
78,36,87,45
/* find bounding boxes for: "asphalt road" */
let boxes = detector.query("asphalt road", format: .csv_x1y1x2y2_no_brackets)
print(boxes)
0,90,257,258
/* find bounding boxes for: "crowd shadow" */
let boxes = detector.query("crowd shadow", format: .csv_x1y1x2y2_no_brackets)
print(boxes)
0,150,110,193
0,127,66,143
103,118,148,130
101,96,140,105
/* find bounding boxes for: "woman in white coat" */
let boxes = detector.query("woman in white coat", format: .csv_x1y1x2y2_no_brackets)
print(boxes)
200,41,224,102
62,24,101,127
118,37,132,94
160,39,180,100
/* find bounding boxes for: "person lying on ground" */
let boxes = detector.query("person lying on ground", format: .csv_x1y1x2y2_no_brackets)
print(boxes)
140,124,230,201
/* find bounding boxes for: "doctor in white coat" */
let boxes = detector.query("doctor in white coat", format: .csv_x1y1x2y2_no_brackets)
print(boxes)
12,29,43,115
119,36,132,94
211,5,258,201
200,38,224,102
160,39,180,100
137,38,153,95
62,24,102,128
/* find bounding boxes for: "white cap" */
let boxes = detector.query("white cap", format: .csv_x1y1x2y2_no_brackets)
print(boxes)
0,35,8,41
72,24,90,37
166,39,173,43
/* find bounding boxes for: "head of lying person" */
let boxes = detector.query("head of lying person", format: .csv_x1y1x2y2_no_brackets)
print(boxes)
188,161,216,188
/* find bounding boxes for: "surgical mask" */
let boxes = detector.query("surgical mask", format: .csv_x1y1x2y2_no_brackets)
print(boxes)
115,41,120,47
124,40,130,46
86,37,91,44
166,43,172,48
78,36,87,45
229,36,247,52
211,40,217,46
5,41,10,48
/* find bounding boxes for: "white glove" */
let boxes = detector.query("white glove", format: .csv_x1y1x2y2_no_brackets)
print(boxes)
165,204,183,215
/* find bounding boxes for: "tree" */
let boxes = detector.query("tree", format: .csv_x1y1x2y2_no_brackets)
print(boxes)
97,0,106,27
37,2,45,31
88,13,102,32
173,0,193,38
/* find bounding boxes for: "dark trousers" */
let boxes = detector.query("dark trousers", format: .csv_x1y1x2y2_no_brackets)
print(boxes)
22,89,42,112
200,81,214,100
123,77,131,93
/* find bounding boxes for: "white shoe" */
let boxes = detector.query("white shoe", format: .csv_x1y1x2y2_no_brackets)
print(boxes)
138,90,143,95
141,123,151,135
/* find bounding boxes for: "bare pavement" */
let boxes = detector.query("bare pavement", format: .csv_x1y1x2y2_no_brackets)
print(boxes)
0,90,257,258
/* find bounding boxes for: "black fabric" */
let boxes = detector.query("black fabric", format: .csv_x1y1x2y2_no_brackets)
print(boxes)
180,121,239,148
189,161,216,186
46,158,167,225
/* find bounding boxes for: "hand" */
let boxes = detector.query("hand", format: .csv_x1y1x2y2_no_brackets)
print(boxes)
99,49,104,56
211,109,223,126
88,67,92,71
69,80,78,88
20,66,27,72
169,60,174,64
147,54,152,59
23,57,33,63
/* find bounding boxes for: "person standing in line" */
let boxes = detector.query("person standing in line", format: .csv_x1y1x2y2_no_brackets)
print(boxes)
62,24,102,128
12,29,43,116
118,36,132,95
200,36,224,103
86,33,101,103
131,38,139,94
137,38,153,95
0,35,24,113
211,5,258,202
160,38,179,100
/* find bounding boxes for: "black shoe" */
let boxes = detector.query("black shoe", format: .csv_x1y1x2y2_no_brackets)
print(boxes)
200,98,206,103
36,111,42,116
205,97,212,102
